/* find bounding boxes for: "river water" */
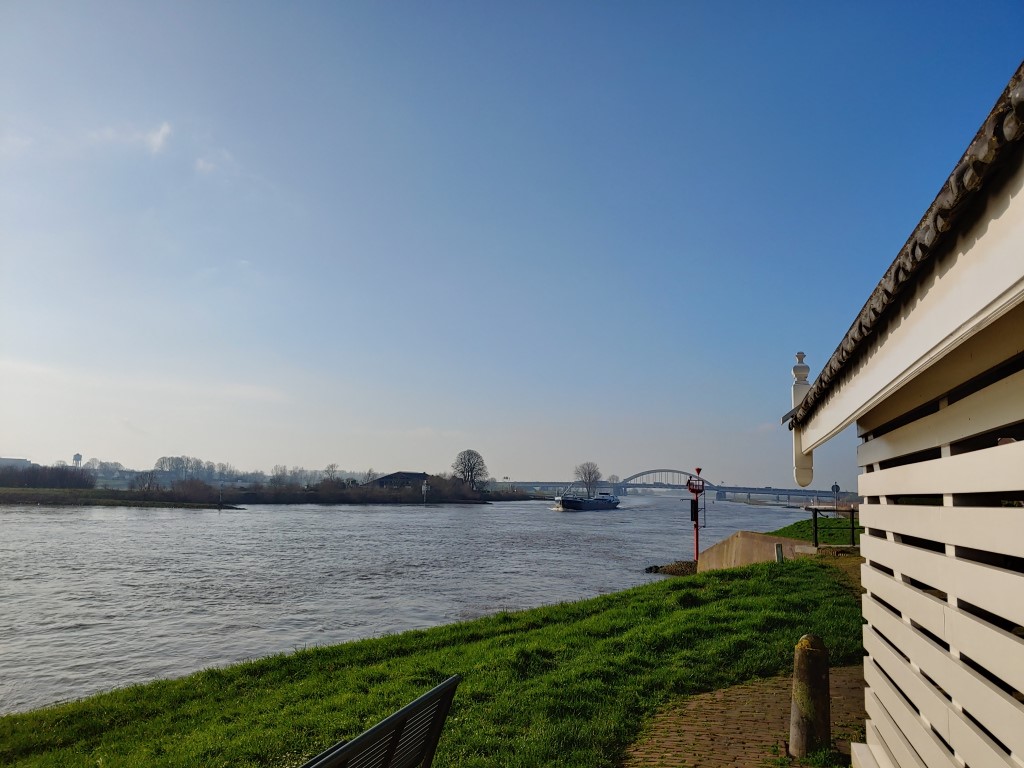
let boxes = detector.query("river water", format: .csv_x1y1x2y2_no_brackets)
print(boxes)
0,495,805,714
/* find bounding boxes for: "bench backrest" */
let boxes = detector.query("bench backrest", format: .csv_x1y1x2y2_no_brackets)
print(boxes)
299,675,461,768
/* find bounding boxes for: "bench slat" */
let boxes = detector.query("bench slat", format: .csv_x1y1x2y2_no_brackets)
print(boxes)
300,676,461,768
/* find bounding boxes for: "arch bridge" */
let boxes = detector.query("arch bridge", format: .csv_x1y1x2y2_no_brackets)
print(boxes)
508,470,840,501
619,468,717,490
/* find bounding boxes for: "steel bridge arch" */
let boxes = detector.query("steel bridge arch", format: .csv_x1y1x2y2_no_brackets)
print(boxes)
620,469,717,488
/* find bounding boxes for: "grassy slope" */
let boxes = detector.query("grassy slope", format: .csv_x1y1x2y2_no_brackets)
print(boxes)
770,517,864,546
0,560,862,768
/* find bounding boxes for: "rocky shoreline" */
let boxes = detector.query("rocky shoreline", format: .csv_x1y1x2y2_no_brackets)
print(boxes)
645,560,697,576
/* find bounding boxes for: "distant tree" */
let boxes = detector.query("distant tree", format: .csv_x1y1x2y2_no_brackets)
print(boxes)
240,469,267,484
574,461,602,498
132,470,159,494
363,468,379,485
323,463,340,482
607,474,620,484
270,465,289,487
3,465,95,489
452,449,488,490
215,462,237,480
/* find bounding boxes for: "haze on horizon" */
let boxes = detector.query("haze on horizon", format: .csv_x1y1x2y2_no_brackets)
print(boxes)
2,2,1021,490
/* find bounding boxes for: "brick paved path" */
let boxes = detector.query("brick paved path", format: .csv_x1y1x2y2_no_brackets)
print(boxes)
621,664,866,767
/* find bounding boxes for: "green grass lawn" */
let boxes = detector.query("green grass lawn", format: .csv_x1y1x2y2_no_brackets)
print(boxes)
0,560,862,768
770,517,864,546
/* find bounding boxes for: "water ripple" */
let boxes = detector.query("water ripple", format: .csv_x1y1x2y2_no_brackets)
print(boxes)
0,498,804,713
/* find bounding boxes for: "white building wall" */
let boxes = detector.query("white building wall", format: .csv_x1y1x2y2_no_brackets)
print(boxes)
788,155,1024,768
853,356,1024,768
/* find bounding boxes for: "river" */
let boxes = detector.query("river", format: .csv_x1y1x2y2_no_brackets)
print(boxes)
0,495,806,714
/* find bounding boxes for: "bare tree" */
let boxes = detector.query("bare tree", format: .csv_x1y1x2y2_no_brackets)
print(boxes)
323,463,340,482
574,461,602,498
132,470,160,494
363,468,379,485
452,449,488,490
607,474,620,484
270,464,289,487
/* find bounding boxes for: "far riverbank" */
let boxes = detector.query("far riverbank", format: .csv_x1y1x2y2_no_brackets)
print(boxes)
0,486,541,509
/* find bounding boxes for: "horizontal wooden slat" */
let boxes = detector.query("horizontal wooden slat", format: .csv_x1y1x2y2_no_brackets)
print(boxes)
852,738,885,768
945,607,1024,697
867,628,1019,767
865,628,951,740
861,565,946,647
861,536,1024,628
862,563,1024,696
859,439,1024,497
948,706,1019,768
864,597,1024,756
858,368,1024,467
865,719,900,768
865,686,942,768
860,504,1024,560
861,537,950,597
858,301,1024,436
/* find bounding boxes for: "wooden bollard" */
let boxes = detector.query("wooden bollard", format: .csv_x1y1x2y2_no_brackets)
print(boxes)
789,634,830,758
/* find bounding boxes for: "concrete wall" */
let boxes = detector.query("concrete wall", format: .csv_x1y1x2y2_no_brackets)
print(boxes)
697,531,817,573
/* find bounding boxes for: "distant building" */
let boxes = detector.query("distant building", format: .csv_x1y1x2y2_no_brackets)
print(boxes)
786,63,1024,768
368,471,430,489
0,457,34,470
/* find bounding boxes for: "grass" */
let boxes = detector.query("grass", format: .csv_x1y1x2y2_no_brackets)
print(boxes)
0,559,862,768
770,517,864,546
765,745,852,767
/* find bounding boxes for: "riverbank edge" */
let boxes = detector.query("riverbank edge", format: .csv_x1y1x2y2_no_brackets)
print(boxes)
0,489,549,509
0,557,863,768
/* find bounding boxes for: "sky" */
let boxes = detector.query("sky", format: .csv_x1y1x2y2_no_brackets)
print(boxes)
1,2,1021,490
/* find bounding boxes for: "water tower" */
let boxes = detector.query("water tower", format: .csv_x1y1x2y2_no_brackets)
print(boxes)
73,453,82,468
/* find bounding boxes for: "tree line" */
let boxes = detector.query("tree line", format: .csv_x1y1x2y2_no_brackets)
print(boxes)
0,464,96,489
0,448,521,505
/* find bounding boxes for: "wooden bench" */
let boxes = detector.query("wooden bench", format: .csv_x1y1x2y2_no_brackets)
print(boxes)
299,675,461,768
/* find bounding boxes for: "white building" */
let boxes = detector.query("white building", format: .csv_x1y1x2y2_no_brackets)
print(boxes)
0,457,33,469
786,62,1024,768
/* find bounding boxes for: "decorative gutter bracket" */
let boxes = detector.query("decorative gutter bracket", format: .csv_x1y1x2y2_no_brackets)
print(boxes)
792,352,813,487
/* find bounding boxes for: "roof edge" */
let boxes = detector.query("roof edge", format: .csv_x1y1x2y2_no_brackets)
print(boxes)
789,59,1024,430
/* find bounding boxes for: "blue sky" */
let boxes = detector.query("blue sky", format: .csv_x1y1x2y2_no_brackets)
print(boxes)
2,2,1021,489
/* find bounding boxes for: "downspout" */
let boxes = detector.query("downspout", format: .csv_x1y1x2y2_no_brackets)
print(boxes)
792,352,813,487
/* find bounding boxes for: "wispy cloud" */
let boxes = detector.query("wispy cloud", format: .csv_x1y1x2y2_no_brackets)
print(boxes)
0,357,289,405
194,147,236,175
146,122,172,153
0,132,33,158
89,121,173,154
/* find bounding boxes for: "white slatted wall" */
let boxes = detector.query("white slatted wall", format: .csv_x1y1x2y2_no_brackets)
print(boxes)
854,361,1024,768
